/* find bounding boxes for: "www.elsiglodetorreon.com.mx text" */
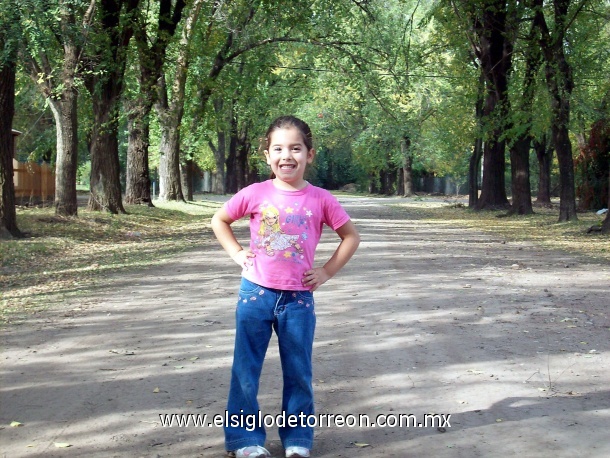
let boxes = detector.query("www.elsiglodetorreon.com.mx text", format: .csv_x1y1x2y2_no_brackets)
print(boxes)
158,412,451,430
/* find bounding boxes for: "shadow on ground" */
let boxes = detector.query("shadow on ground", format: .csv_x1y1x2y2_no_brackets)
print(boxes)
1,196,609,457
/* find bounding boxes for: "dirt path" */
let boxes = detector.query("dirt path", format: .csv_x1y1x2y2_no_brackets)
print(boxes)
2,196,609,457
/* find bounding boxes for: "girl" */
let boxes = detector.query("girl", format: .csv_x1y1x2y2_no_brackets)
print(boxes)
211,116,360,458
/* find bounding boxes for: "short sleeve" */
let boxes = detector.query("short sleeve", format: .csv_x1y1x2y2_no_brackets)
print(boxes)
224,185,254,221
322,190,351,230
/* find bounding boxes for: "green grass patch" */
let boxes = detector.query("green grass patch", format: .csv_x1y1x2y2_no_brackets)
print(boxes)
394,199,610,262
0,199,222,325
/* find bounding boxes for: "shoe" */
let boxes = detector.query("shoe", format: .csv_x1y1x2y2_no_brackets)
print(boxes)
234,445,272,458
285,446,310,458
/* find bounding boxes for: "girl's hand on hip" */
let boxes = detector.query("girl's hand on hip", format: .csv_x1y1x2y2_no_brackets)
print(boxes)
302,267,330,292
232,249,256,270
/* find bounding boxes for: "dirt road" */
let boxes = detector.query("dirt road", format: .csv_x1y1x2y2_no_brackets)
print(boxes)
2,196,609,457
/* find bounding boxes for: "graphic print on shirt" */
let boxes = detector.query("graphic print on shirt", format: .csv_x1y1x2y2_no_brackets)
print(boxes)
256,203,309,262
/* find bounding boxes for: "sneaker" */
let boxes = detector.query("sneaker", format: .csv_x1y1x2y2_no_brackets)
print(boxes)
235,445,272,458
285,446,310,458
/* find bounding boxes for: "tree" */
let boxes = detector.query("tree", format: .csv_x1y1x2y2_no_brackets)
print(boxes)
84,0,140,213
458,0,515,210
124,0,187,205
570,3,610,214
581,89,610,233
533,133,553,206
532,0,580,222
155,0,205,202
187,1,311,196
171,0,372,196
22,0,96,217
0,3,23,237
507,21,540,216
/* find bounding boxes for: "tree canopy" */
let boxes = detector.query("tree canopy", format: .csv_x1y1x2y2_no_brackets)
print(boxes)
3,0,610,234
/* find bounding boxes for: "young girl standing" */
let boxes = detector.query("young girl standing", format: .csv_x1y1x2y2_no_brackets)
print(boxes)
211,116,360,458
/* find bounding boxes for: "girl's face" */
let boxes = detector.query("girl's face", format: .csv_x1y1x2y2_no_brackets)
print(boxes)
264,127,315,189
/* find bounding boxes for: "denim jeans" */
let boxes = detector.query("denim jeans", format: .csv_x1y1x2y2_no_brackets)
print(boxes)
225,277,316,451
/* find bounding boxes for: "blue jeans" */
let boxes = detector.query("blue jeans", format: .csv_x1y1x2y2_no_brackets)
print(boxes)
225,277,316,451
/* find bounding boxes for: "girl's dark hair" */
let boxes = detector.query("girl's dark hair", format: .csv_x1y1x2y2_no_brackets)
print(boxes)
262,115,314,152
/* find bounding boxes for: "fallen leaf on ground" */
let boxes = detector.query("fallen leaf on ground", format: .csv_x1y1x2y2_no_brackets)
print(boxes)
10,421,23,427
109,349,135,355
467,369,483,375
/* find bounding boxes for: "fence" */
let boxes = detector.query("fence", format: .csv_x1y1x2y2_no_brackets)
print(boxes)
13,159,55,204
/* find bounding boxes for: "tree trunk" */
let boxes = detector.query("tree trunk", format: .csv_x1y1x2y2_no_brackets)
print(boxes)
236,124,250,190
88,96,126,214
125,104,153,205
211,98,227,194
379,164,397,195
368,173,378,194
0,52,22,238
47,89,79,216
225,108,238,194
212,130,226,195
471,1,512,211
401,135,413,197
402,159,413,197
553,115,577,222
157,111,185,201
534,134,553,206
469,71,485,208
603,171,610,234
476,138,509,210
182,159,194,201
508,25,538,216
85,0,139,214
49,33,79,217
469,138,483,207
509,137,534,215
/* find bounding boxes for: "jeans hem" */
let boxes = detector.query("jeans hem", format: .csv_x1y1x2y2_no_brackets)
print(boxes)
225,437,266,451
283,439,313,449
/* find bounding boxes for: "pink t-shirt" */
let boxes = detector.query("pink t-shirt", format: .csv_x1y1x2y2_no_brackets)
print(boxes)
224,180,351,291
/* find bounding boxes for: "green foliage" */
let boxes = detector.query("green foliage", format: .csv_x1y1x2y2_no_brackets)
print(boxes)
77,161,91,187
13,74,56,163
8,0,610,202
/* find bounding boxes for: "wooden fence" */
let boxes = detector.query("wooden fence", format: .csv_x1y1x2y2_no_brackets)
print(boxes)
13,159,55,204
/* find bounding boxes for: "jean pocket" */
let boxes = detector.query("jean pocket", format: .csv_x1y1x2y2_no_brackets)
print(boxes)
239,278,262,296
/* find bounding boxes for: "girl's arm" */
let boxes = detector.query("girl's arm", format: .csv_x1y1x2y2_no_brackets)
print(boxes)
302,220,360,292
211,207,256,269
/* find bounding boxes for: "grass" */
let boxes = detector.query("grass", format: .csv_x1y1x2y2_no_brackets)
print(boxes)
1,193,609,325
392,196,610,262
0,198,222,325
